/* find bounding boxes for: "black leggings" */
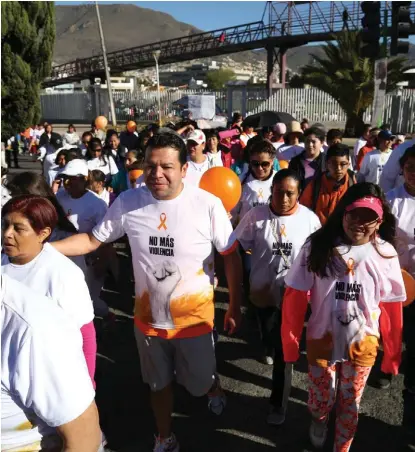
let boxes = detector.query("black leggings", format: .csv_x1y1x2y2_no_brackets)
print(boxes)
256,302,293,409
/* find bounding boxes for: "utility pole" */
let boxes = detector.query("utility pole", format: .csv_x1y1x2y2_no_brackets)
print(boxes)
95,1,117,126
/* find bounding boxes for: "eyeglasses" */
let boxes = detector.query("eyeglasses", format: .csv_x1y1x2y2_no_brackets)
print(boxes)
251,160,271,169
328,162,349,169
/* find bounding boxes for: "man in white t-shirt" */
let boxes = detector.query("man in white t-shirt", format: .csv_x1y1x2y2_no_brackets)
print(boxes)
56,159,107,233
185,129,215,187
52,131,242,452
380,139,415,192
1,274,101,451
358,130,395,185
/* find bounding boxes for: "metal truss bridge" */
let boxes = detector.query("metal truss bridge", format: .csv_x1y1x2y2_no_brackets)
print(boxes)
43,1,415,88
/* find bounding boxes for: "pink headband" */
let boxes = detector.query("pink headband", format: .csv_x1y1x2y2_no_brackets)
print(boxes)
345,196,383,219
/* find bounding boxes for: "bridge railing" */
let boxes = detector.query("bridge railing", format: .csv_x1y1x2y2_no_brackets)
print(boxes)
47,21,271,83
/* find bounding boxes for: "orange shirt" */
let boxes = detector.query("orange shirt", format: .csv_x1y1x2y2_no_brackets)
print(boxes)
300,173,353,225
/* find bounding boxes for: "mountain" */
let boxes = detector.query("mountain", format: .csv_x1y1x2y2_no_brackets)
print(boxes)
54,4,201,64
54,4,415,71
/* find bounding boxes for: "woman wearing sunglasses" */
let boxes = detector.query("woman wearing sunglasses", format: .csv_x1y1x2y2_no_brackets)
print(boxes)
233,139,277,224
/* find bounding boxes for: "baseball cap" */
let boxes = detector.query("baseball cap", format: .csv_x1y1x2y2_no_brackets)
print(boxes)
378,130,396,141
273,123,287,134
60,159,89,177
187,129,206,145
345,196,384,220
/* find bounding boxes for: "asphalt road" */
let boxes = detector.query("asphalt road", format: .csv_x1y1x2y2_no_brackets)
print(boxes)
8,154,410,452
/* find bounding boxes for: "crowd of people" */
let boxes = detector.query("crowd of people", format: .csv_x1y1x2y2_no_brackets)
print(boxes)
1,114,414,452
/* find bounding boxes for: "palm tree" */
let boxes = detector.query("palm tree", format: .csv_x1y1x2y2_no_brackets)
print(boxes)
289,31,409,136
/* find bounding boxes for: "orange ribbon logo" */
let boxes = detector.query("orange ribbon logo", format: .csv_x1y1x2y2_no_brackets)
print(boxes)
158,213,167,231
280,224,287,237
346,258,355,275
257,188,264,200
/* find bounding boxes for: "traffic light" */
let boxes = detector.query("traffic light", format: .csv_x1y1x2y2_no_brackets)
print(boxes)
360,1,381,58
391,1,412,55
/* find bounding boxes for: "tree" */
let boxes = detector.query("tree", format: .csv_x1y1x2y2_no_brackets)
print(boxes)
289,31,409,136
206,68,236,89
1,2,55,141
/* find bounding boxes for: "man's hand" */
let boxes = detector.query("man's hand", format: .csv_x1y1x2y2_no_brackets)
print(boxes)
224,305,241,335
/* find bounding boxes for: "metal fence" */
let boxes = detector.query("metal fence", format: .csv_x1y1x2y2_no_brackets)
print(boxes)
247,88,415,133
40,87,415,133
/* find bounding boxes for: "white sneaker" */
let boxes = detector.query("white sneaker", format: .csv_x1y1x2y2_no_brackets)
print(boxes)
309,417,328,449
153,433,180,452
262,355,274,365
208,389,227,416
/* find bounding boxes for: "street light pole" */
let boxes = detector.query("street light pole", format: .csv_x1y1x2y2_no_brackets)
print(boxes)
153,50,162,126
95,1,117,127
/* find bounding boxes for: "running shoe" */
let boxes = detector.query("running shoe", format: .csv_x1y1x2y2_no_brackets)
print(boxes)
309,417,328,449
208,388,227,416
153,433,179,452
267,406,286,426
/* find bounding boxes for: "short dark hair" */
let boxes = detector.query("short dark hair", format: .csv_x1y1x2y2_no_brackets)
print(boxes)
68,124,75,131
249,139,276,158
326,143,350,160
272,168,301,189
128,161,144,171
399,145,415,168
327,129,343,142
363,123,372,131
89,169,106,183
82,131,93,140
304,127,325,143
146,132,187,166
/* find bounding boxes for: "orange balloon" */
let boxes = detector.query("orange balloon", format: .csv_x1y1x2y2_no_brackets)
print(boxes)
199,167,242,212
127,120,137,133
279,160,289,169
95,116,108,130
402,269,415,307
128,170,143,181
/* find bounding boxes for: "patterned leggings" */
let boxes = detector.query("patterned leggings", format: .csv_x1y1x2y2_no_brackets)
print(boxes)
308,361,372,452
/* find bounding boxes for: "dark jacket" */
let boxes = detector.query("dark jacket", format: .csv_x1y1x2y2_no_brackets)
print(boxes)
289,151,325,191
39,132,62,149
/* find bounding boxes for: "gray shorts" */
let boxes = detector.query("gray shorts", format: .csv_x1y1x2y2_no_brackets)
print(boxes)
134,327,216,396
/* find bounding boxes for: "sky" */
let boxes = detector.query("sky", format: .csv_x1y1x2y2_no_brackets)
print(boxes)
55,1,267,31
55,1,415,43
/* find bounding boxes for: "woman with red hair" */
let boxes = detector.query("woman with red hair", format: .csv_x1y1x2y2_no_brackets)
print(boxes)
1,195,96,385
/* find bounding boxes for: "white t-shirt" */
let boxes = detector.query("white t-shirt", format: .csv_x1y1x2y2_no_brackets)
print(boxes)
380,139,414,192
42,150,59,178
353,137,367,157
1,243,94,328
235,204,320,307
359,148,393,185
92,183,235,334
234,171,276,223
62,132,80,147
206,151,223,167
185,156,212,187
49,228,87,272
285,239,406,365
91,188,110,206
87,156,119,176
1,274,95,451
56,189,107,233
276,144,304,161
387,184,415,278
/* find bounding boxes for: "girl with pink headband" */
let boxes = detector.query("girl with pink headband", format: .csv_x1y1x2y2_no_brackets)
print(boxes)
281,182,406,452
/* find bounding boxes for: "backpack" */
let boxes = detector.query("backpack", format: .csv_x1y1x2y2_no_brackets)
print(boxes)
311,169,355,212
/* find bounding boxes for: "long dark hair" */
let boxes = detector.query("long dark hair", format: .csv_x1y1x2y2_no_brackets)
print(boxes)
5,172,77,234
86,137,109,164
307,182,396,278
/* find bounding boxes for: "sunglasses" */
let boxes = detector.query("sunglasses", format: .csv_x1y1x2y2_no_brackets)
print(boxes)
251,160,271,169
